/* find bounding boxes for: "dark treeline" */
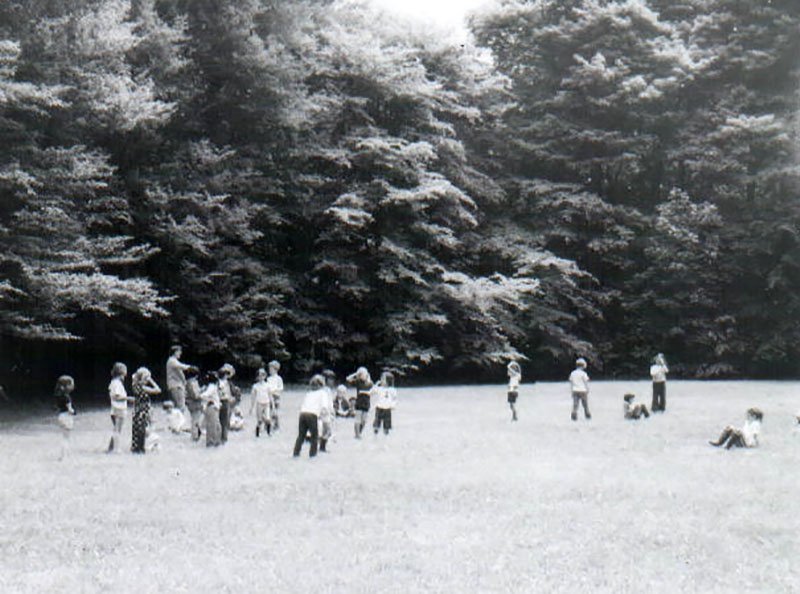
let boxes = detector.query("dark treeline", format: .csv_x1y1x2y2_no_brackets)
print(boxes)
1,0,799,398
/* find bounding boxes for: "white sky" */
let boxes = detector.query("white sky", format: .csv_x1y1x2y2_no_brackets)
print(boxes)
368,0,491,30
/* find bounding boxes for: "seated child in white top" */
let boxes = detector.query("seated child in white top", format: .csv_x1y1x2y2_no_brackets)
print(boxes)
163,400,186,434
623,393,650,420
709,407,763,449
229,403,245,431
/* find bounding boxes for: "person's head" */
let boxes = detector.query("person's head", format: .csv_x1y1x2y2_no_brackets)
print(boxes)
357,366,370,382
55,375,75,394
380,371,395,387
322,369,336,386
132,367,152,385
203,370,219,385
162,400,175,411
219,363,235,379
336,384,347,397
255,367,267,381
309,374,325,389
576,357,587,369
268,360,280,375
111,362,127,379
170,345,182,358
185,365,200,380
654,353,666,365
623,393,635,402
746,407,763,422
507,361,521,376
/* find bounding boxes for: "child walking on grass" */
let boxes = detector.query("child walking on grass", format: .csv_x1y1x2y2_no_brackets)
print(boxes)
267,360,284,431
54,375,76,461
507,361,521,422
250,367,273,438
294,374,326,458
346,366,373,439
372,371,397,435
623,393,650,420
569,358,591,421
709,408,763,449
108,362,130,453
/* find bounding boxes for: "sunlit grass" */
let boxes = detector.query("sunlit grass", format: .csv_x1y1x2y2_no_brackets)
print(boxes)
1,380,798,593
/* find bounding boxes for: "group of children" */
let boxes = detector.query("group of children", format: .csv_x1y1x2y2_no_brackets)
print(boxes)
506,353,766,450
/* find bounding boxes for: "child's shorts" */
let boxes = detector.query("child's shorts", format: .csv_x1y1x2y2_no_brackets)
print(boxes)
57,411,74,430
507,391,518,404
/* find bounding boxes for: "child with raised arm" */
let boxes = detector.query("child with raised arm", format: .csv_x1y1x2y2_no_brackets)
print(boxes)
507,361,521,422
709,408,763,449
569,358,591,421
54,375,76,461
623,393,650,420
346,366,373,439
372,371,397,435
267,360,284,431
250,367,273,438
131,367,162,454
108,362,130,453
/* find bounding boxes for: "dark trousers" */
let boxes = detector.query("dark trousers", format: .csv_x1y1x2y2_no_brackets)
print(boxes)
294,412,319,457
373,408,392,433
219,400,231,443
652,382,666,412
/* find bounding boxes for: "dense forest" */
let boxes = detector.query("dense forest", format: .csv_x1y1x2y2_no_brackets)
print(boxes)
1,0,798,397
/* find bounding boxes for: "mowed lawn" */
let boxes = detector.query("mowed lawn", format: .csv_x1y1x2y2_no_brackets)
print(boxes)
1,380,798,593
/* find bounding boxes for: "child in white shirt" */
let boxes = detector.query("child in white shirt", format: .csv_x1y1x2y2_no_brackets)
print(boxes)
709,408,763,449
319,370,337,452
372,372,397,435
507,361,521,422
267,360,284,431
201,371,222,447
249,367,273,437
293,374,326,458
569,358,591,421
108,362,130,453
623,393,650,420
163,400,185,434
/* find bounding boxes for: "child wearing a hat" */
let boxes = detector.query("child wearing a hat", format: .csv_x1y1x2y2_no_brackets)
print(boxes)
623,393,650,420
506,361,522,422
709,407,763,449
569,358,591,421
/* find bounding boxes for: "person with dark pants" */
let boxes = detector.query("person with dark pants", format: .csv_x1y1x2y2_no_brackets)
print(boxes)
649,353,668,412
346,367,374,438
218,363,235,444
294,374,326,458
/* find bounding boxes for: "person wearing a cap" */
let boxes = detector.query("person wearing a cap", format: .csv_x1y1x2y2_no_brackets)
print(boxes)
649,353,669,413
569,358,591,421
166,345,192,421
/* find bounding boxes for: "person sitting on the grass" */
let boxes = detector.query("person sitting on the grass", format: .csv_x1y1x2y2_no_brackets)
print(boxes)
623,393,650,420
163,400,185,434
229,403,245,431
333,384,352,417
709,407,763,449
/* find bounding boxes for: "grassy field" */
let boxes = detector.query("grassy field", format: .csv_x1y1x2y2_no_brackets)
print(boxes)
1,380,798,593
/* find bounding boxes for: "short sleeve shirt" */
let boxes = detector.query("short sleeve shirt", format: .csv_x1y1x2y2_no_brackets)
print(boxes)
109,378,127,411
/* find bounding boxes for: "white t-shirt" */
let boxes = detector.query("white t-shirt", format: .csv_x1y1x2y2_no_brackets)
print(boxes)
569,369,589,393
650,363,668,383
109,378,128,412
742,419,760,447
252,381,271,405
300,388,326,416
508,373,521,391
267,375,284,397
201,384,221,408
373,386,397,410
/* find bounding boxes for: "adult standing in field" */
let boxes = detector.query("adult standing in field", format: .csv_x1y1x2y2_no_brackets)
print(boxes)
166,345,192,421
346,366,374,439
569,358,591,421
108,362,130,453
650,353,669,413
54,375,76,461
293,374,326,458
131,367,162,454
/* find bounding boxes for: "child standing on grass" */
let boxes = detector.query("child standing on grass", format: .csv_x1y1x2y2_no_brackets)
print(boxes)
372,371,397,435
650,353,669,413
201,371,222,447
623,393,650,420
507,361,521,422
218,364,235,444
346,366,374,439
569,358,591,421
131,367,162,454
319,369,337,452
250,368,273,438
54,375,76,461
294,374,326,458
185,366,204,441
709,408,763,449
108,362,130,453
267,360,284,431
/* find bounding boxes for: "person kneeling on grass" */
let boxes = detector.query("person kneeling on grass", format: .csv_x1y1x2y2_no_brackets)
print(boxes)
709,408,763,449
623,393,650,420
294,374,326,458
